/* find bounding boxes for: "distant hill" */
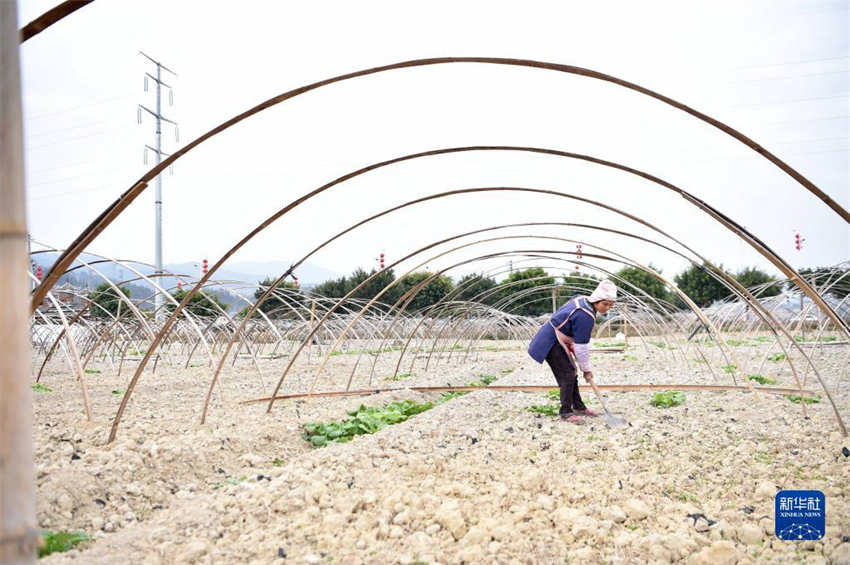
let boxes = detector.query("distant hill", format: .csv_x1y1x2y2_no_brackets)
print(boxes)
165,259,339,288
29,253,340,313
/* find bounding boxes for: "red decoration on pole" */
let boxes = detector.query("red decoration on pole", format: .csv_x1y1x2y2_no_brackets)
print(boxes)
177,281,182,290
293,276,299,289
794,233,803,251
379,252,385,269
36,265,42,281
202,258,208,274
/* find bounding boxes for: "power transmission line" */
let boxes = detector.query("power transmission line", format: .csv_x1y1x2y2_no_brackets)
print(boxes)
28,183,115,201
731,92,848,108
26,164,128,188
763,114,848,127
25,117,118,139
25,124,128,150
24,92,135,122
729,68,849,84
138,51,178,319
733,55,849,70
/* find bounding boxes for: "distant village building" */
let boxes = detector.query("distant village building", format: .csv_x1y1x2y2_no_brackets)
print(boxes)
35,283,90,321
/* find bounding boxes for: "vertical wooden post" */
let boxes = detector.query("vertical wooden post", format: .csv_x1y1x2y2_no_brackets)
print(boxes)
623,304,629,345
0,2,37,563
308,298,316,363
551,287,556,313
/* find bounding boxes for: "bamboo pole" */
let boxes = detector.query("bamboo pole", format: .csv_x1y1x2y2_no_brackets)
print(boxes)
37,282,92,421
240,383,818,406
1,0,37,561
623,304,629,345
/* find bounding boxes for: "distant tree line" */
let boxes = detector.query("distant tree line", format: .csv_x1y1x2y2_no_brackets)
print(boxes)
87,282,228,318
87,263,847,320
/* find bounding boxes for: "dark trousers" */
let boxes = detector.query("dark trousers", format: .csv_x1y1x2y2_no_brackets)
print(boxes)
545,343,586,415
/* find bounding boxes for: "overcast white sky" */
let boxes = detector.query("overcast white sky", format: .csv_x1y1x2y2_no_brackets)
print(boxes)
17,0,850,284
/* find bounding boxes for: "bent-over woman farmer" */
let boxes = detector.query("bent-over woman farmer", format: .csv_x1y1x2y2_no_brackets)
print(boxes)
527,279,617,423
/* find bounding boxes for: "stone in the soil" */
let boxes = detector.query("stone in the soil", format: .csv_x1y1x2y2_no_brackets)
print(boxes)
832,543,850,565
175,541,208,564
29,344,850,564
737,522,762,545
463,524,491,545
458,544,484,562
623,498,651,520
604,504,627,523
568,546,597,562
434,499,466,540
688,540,740,565
754,480,776,500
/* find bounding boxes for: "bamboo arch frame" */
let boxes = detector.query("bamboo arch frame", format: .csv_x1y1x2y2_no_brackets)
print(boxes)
379,236,737,376
17,10,847,436
405,265,570,370
377,266,687,372
439,273,662,361
263,246,730,407
26,272,92,420
409,279,642,372
255,242,836,431
57,144,850,369
206,184,735,426
388,266,711,381
284,246,832,426
30,247,220,369
218,185,831,420
30,241,289,359
100,138,848,441
32,58,848,317
300,240,739,390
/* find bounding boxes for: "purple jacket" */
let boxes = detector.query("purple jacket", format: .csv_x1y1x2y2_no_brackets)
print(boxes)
527,296,596,363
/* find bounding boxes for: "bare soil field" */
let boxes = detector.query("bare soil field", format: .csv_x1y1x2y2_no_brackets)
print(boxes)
32,338,850,564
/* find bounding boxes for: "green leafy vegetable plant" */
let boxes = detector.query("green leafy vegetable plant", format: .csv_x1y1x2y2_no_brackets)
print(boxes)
468,374,497,387
302,400,434,447
39,530,91,557
438,391,468,402
385,372,413,382
747,374,776,385
650,391,686,408
784,394,820,405
528,404,560,417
